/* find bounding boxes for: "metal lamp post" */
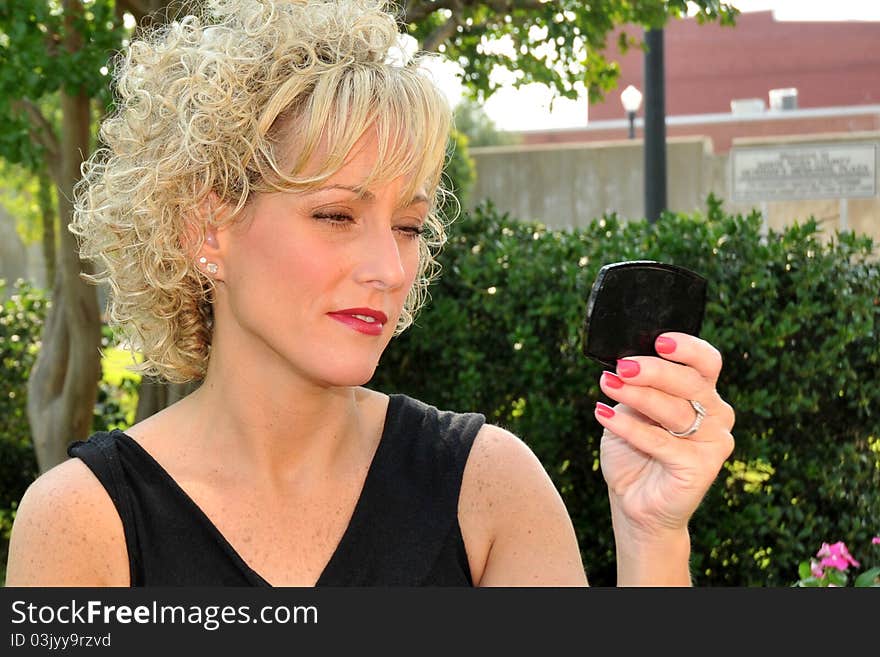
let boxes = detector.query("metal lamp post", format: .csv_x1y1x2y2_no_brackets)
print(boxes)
643,28,667,224
620,85,643,139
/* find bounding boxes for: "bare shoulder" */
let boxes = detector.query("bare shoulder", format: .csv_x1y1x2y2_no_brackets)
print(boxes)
5,457,129,586
459,423,588,586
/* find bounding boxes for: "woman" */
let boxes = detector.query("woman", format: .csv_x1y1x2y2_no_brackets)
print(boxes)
5,0,734,586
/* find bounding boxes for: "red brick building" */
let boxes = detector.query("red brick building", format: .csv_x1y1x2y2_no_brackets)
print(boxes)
518,11,880,152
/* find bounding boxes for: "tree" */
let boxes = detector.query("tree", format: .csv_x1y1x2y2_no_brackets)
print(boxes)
453,99,519,147
404,1,737,103
0,0,126,472
0,0,737,472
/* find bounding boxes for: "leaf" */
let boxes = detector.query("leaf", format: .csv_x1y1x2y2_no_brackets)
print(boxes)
854,567,880,587
798,561,813,580
795,577,822,587
825,569,848,587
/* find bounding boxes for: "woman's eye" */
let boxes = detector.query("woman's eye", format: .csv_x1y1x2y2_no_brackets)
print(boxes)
396,225,425,240
313,212,354,227
312,211,424,240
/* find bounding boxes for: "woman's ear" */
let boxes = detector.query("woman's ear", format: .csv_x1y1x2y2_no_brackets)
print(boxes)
185,193,228,281
197,227,223,278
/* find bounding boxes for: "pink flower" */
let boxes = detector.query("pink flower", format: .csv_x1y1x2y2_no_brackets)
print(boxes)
873,537,880,545
815,541,860,571
810,560,824,578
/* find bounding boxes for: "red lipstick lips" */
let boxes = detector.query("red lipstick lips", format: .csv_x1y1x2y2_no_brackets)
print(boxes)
327,307,388,336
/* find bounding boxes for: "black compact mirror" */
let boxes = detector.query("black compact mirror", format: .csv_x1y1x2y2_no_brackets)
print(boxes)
582,261,708,369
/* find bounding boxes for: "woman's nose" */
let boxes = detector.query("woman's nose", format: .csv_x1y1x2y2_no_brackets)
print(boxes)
354,223,407,291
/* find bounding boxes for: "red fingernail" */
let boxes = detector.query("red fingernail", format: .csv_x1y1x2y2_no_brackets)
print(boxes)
602,371,625,389
595,402,615,418
616,359,640,378
656,336,677,354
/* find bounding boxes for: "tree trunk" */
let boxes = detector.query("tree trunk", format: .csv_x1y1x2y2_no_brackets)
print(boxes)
38,171,57,286
26,2,102,473
135,379,201,423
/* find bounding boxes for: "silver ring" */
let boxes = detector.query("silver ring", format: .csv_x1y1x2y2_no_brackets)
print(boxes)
666,399,707,438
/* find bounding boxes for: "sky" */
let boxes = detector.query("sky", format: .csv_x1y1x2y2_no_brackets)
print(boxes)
432,0,880,132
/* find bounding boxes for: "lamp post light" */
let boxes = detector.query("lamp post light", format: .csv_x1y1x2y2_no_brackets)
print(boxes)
620,84,642,139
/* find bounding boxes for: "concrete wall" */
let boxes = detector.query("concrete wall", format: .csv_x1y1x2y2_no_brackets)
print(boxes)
469,137,714,230
469,131,880,246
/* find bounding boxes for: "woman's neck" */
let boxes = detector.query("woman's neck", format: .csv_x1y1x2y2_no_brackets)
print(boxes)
170,349,376,490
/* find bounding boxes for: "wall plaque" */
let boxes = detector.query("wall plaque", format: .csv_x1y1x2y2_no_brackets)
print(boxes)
731,142,877,202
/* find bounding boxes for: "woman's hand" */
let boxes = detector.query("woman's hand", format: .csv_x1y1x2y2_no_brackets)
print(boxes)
595,332,735,547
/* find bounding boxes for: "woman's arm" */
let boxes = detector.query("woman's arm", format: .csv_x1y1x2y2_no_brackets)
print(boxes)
460,424,588,586
595,332,736,586
5,459,130,587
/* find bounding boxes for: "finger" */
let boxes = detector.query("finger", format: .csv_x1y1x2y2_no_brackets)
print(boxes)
600,371,714,439
596,402,736,468
594,402,687,465
653,332,724,386
614,355,712,403
602,369,735,434
653,332,734,429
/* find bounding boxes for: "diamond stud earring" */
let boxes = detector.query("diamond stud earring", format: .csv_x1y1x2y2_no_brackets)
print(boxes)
198,256,218,275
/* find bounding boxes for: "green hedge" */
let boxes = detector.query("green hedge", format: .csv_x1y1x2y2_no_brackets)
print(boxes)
372,197,880,586
0,280,44,567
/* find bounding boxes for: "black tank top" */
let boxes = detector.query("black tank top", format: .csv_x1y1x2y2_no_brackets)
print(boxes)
67,393,485,587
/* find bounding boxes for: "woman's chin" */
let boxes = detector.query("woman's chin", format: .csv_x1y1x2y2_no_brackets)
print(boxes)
315,364,379,389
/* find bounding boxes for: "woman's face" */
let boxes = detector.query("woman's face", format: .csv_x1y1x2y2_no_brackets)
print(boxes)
214,131,427,388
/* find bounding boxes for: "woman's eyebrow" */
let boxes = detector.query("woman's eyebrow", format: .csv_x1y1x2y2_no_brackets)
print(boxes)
305,184,372,198
306,184,428,206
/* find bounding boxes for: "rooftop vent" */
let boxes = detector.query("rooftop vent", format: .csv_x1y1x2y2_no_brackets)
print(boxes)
730,98,765,115
769,87,798,110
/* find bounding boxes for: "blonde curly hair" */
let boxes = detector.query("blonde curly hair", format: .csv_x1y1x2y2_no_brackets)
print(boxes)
70,0,454,383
